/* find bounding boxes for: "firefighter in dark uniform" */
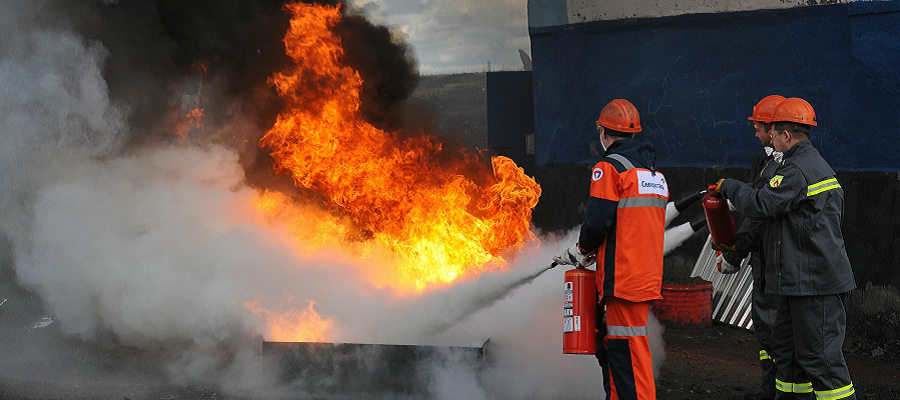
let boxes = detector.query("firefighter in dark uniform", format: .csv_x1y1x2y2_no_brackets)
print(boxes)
554,99,668,400
716,95,810,400
710,97,857,400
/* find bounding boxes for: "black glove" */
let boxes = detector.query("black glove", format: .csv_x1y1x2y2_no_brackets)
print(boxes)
715,252,740,274
711,242,737,252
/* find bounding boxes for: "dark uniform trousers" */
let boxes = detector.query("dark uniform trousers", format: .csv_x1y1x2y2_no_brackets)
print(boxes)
750,258,784,400
772,294,855,400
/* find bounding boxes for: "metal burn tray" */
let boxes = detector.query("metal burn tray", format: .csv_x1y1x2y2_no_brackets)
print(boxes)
262,341,486,397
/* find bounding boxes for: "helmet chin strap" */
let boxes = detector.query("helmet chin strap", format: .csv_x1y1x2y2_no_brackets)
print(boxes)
598,127,609,152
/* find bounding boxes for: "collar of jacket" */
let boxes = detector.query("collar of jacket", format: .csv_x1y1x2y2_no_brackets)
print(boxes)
782,139,813,160
603,137,658,171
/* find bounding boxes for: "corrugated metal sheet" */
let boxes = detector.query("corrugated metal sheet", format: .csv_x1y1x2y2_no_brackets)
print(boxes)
690,234,754,330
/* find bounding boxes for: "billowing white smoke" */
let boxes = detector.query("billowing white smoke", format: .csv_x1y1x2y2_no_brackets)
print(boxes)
0,26,125,248
0,5,671,399
0,16,278,378
18,147,257,338
664,220,700,255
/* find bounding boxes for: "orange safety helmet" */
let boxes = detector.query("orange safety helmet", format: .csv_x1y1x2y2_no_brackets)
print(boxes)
771,97,817,127
596,99,641,133
748,95,786,123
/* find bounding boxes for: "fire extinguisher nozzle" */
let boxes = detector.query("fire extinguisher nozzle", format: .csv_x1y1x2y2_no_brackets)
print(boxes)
690,217,708,232
674,189,709,212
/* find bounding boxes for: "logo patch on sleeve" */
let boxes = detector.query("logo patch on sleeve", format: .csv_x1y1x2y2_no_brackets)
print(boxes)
637,170,668,196
592,167,603,181
769,175,784,188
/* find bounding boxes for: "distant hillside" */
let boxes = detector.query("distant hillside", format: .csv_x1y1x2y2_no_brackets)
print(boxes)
411,73,487,150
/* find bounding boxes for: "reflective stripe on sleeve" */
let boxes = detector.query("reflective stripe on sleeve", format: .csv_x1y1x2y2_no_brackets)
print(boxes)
807,178,841,196
606,325,648,337
617,196,667,210
759,350,772,361
815,383,855,400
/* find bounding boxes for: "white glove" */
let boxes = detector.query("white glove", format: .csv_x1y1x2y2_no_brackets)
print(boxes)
553,244,596,268
715,252,740,274
766,146,784,163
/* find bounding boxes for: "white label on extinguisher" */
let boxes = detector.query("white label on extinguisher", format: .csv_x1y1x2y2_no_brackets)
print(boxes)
574,316,581,332
564,281,574,334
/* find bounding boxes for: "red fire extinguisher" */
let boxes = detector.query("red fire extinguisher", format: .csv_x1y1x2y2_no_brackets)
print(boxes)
563,267,596,354
702,187,736,271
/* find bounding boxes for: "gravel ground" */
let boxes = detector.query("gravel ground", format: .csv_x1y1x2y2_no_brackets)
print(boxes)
658,323,900,400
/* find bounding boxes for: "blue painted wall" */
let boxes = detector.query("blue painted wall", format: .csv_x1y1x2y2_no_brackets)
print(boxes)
531,2,900,171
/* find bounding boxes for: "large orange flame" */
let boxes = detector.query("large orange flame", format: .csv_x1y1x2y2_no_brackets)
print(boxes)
257,2,541,292
246,298,333,342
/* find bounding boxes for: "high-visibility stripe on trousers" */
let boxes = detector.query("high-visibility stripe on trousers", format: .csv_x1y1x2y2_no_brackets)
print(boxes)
776,379,813,394
601,297,655,400
815,383,855,399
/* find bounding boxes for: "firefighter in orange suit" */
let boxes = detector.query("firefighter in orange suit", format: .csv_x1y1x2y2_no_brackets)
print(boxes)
554,98,668,400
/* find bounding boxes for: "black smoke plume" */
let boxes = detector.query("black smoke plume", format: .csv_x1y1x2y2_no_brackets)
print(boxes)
68,0,421,191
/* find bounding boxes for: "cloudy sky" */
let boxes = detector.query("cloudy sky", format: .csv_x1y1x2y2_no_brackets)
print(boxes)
350,0,531,74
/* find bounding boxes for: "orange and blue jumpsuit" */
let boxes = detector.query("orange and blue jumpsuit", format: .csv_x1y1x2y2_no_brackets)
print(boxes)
579,138,668,400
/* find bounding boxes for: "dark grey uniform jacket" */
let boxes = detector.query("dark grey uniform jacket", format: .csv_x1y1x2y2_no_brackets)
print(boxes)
720,140,856,296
